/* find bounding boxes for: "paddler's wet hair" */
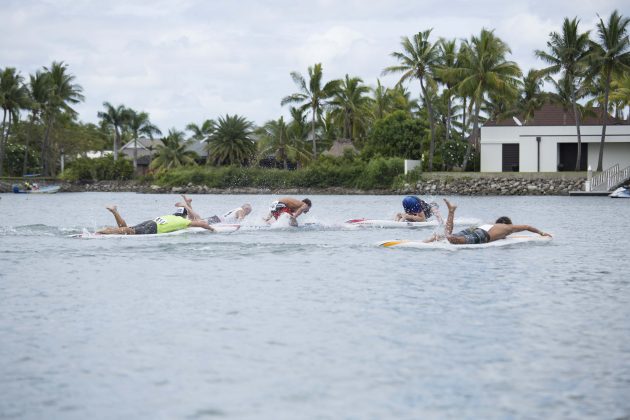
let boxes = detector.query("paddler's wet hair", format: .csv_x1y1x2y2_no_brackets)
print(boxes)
173,207,188,217
302,198,312,207
495,216,512,224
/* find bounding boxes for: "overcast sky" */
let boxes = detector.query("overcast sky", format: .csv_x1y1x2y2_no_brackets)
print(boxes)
2,0,627,132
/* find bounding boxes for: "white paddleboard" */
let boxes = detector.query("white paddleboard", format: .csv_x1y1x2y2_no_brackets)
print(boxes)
70,224,240,238
345,217,479,229
378,233,552,250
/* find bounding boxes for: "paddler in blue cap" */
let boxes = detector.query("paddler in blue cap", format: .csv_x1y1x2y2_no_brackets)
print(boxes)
394,196,441,223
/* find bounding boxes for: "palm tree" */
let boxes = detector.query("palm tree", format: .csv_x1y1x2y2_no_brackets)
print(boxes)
372,79,390,120
390,84,419,114
186,119,215,163
288,106,309,141
484,92,517,122
41,61,84,175
287,107,311,168
547,76,584,125
455,41,473,144
186,119,215,141
588,10,630,171
517,70,547,123
445,29,522,170
257,117,290,169
281,63,340,159
127,109,162,170
150,129,197,172
435,38,460,143
207,114,256,166
257,116,310,169
536,18,591,171
329,74,373,144
97,102,130,161
435,38,463,169
383,29,441,170
0,68,31,175
320,109,340,149
609,72,630,120
23,70,53,175
484,69,546,123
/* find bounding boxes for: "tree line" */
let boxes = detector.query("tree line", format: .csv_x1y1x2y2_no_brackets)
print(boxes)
1,11,629,178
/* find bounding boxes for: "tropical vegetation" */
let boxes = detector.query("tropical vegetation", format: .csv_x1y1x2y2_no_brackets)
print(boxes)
0,10,628,182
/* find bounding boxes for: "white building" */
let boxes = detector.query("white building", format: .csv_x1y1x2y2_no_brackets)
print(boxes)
481,104,630,172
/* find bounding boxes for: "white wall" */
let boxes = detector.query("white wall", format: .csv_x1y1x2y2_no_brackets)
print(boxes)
587,142,630,170
481,125,630,172
480,144,502,172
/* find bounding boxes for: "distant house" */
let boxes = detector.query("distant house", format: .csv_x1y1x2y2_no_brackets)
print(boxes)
323,138,358,157
120,138,207,174
481,103,630,172
186,140,209,162
79,150,112,159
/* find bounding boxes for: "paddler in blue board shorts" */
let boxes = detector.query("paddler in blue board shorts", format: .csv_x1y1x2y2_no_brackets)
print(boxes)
394,196,442,223
97,205,215,235
424,199,552,244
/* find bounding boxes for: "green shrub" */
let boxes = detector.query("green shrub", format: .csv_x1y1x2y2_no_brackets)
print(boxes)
364,111,425,160
61,156,134,181
4,142,39,176
153,155,405,190
357,157,404,189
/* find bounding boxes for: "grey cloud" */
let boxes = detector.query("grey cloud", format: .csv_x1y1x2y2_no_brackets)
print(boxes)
2,0,628,131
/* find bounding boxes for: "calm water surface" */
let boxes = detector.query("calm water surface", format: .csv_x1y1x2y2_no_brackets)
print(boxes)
0,192,629,419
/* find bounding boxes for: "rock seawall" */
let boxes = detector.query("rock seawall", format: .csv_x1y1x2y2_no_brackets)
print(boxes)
1,176,586,195
399,176,585,196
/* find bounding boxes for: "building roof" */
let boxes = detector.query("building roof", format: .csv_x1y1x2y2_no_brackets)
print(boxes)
186,140,207,156
121,137,163,150
484,103,627,127
121,137,205,159
323,138,358,157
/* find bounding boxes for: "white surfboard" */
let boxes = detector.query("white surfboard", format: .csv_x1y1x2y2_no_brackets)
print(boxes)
345,217,479,229
378,233,552,250
70,223,240,238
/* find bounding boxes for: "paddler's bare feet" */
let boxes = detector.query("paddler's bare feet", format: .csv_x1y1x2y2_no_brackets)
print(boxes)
443,198,456,212
106,205,118,213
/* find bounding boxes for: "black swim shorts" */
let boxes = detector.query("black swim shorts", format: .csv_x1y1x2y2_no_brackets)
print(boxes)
453,227,490,244
206,215,222,224
131,220,158,235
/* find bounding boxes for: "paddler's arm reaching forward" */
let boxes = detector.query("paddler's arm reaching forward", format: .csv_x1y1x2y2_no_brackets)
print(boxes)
188,219,215,232
509,225,552,237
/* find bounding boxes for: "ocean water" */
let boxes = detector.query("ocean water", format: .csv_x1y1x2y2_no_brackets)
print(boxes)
0,192,629,419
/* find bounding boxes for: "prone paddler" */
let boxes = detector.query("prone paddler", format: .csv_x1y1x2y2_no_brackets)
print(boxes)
97,205,215,235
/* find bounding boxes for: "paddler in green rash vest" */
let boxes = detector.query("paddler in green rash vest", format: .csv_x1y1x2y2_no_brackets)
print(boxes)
97,205,215,235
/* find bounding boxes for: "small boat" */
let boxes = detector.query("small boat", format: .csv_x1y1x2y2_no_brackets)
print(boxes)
609,186,630,198
13,184,60,194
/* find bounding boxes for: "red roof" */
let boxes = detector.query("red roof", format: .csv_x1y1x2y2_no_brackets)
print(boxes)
484,103,626,127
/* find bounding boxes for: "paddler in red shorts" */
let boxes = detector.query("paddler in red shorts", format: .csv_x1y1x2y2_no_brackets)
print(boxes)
264,197,312,227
